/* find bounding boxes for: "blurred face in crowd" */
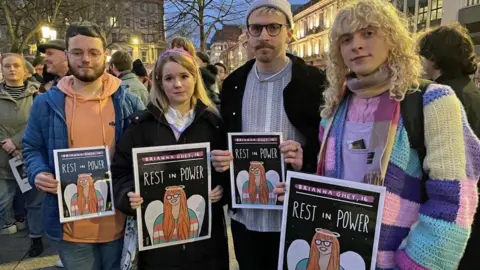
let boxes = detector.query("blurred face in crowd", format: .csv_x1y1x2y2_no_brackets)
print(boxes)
339,26,390,77
34,64,44,76
2,55,25,85
67,34,107,82
247,8,292,63
44,48,67,76
161,61,195,107
215,64,227,81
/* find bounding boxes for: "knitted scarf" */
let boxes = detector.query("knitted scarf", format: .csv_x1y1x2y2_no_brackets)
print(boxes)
318,68,399,186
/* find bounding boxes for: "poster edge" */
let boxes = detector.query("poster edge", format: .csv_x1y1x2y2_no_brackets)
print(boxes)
277,170,294,270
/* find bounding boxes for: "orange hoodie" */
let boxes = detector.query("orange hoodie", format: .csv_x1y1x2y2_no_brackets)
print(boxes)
57,73,125,243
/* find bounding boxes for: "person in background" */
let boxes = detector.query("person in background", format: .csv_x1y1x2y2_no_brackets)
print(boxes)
0,53,44,257
132,59,149,88
22,21,145,270
32,56,45,83
38,39,69,88
171,36,197,56
109,51,149,105
214,62,228,88
195,52,210,68
274,0,480,269
211,0,325,269
112,48,229,270
418,23,480,270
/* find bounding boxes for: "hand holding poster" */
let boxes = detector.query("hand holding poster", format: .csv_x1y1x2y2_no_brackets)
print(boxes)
228,132,285,210
278,171,386,270
133,143,212,251
54,146,115,223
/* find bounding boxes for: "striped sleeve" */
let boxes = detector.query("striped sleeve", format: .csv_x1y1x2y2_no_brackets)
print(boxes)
396,84,480,270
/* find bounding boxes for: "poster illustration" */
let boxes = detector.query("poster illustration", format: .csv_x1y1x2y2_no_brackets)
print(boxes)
54,146,115,223
9,156,32,193
278,172,386,270
228,132,284,210
133,143,212,251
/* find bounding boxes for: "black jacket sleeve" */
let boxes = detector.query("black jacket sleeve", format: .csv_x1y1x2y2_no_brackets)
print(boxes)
112,125,137,216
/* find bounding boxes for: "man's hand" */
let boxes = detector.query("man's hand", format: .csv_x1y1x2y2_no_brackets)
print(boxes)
35,172,58,194
280,140,303,171
211,150,233,173
1,138,16,154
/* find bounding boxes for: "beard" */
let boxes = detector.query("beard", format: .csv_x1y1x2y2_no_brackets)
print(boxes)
68,60,106,82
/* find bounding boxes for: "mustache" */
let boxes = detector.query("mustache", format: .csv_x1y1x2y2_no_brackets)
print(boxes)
255,41,274,50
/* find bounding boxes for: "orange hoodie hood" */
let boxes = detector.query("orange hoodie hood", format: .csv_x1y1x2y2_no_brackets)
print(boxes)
57,73,121,148
57,73,121,100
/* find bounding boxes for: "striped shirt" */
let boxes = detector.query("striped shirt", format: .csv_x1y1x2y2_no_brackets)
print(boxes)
4,84,26,100
230,59,306,232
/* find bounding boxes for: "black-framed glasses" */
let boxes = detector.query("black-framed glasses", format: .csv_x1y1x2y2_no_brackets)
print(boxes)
247,23,286,37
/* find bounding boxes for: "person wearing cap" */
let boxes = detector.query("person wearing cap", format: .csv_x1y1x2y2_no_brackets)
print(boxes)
38,39,69,88
195,51,210,68
210,0,326,269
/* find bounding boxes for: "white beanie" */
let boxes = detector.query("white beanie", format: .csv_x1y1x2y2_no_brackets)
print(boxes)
246,0,294,28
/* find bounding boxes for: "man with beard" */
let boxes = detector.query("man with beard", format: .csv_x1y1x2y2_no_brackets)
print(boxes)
210,0,326,269
22,21,144,270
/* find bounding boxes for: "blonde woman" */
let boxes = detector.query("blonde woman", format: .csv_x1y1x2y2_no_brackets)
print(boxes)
276,0,480,269
112,48,229,269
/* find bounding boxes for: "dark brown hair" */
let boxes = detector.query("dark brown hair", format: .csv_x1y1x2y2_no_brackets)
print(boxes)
65,21,107,50
110,51,133,72
419,23,478,76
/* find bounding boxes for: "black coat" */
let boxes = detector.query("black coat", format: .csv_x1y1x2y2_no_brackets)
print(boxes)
111,102,229,270
438,75,480,270
220,54,326,173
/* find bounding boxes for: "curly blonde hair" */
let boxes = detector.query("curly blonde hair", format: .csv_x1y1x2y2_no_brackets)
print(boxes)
322,0,422,118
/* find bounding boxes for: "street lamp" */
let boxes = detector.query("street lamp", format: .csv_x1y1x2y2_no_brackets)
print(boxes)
41,26,57,41
132,38,139,45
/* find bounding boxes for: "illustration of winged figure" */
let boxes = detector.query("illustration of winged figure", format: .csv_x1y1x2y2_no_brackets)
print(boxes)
64,173,108,216
145,185,206,245
287,229,365,270
236,161,279,205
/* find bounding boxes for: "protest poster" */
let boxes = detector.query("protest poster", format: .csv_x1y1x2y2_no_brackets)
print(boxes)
9,156,32,193
133,143,212,251
228,132,284,210
54,146,115,223
278,171,386,270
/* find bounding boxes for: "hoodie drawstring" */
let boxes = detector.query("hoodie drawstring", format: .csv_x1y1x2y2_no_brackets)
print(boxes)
98,100,107,147
69,95,77,146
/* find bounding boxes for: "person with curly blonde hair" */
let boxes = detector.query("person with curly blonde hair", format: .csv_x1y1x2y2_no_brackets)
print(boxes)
276,0,480,269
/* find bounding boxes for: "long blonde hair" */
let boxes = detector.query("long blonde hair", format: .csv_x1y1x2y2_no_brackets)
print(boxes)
150,49,216,114
322,0,422,118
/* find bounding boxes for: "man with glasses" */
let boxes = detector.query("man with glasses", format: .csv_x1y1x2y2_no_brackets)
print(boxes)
22,21,144,270
211,0,326,269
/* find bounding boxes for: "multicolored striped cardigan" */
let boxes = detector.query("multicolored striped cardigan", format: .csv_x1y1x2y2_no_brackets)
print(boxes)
317,84,480,270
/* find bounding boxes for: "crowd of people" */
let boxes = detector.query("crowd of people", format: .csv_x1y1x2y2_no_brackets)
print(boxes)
0,0,480,269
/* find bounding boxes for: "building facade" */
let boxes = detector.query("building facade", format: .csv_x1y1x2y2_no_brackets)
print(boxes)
289,0,338,68
209,25,243,64
290,0,479,69
219,31,251,72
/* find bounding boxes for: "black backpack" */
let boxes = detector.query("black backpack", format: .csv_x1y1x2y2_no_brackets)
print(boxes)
400,79,433,201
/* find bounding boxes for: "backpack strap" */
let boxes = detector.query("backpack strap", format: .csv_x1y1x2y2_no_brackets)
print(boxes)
400,79,433,202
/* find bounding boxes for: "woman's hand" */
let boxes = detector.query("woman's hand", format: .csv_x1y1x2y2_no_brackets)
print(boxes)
210,185,224,203
128,192,143,209
273,182,287,202
211,150,233,173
